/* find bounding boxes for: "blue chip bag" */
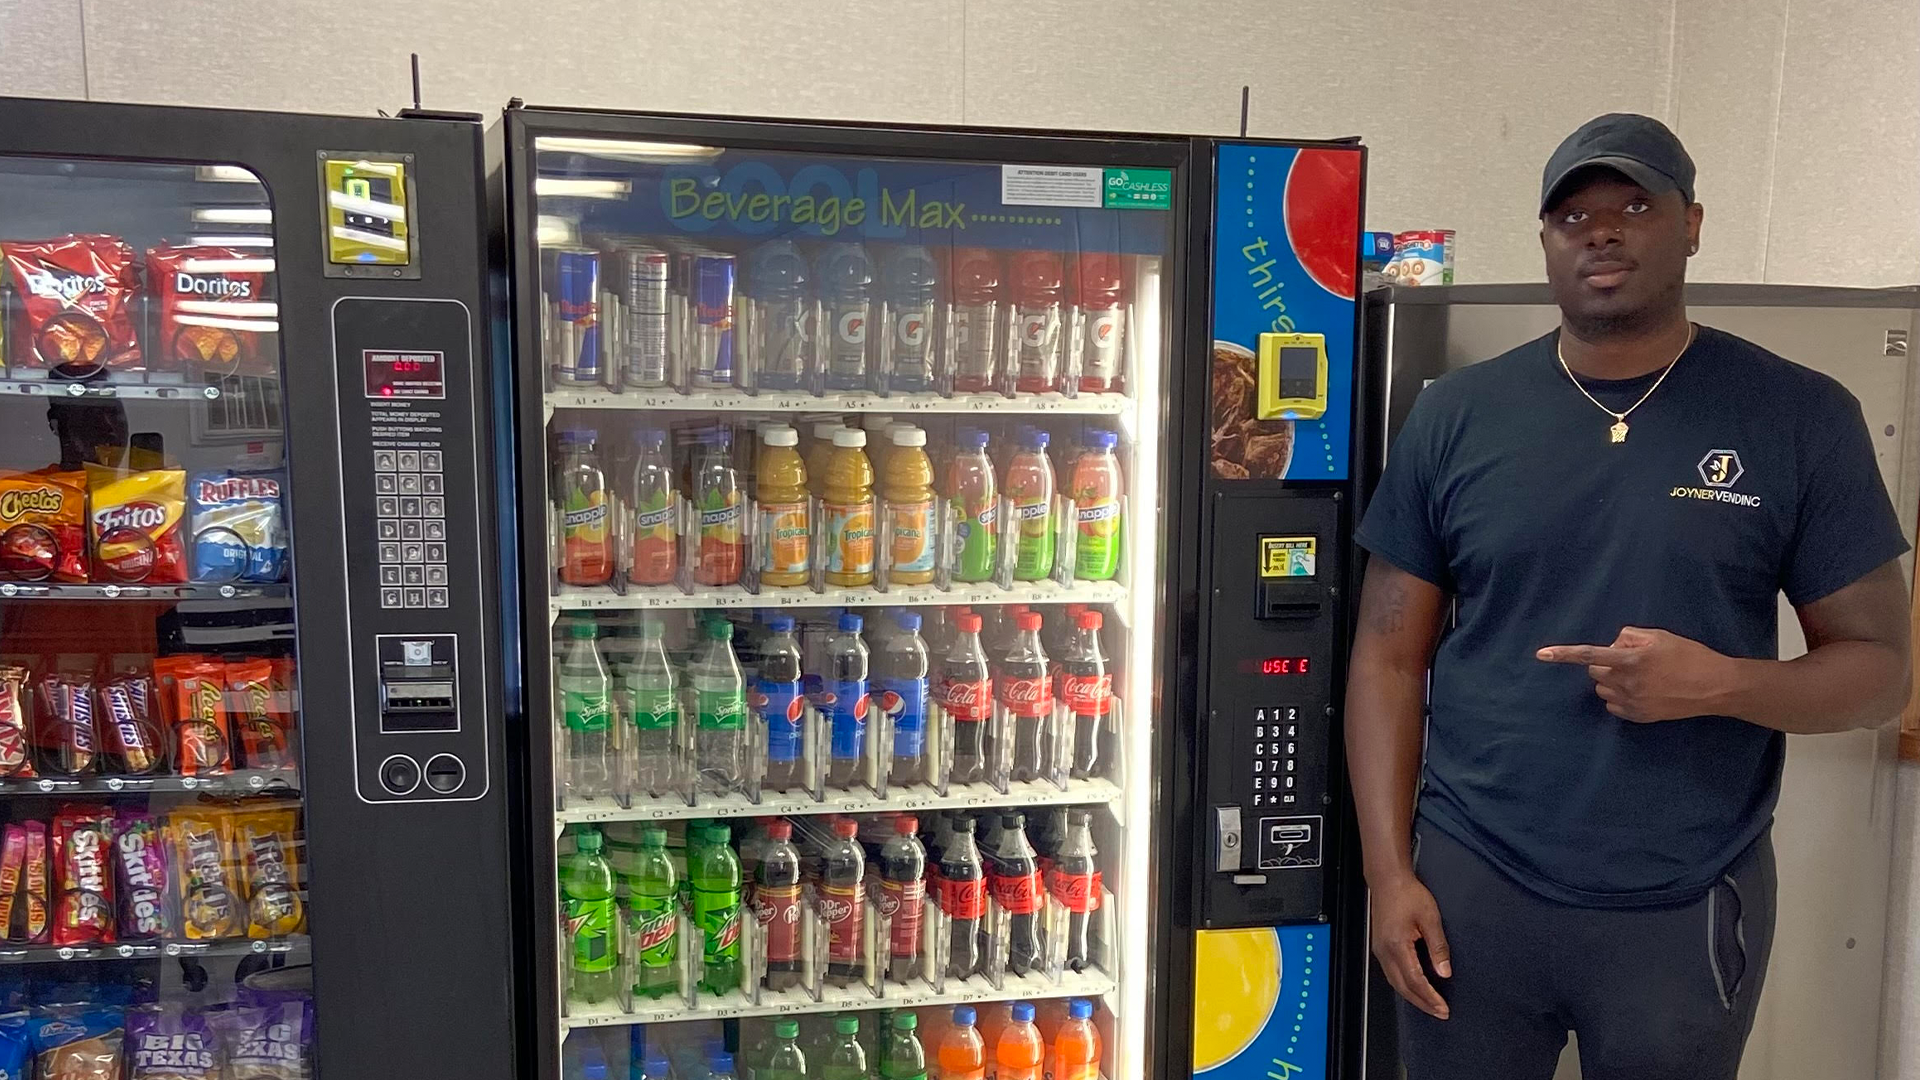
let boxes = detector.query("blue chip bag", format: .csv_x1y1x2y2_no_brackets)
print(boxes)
0,1012,27,1080
188,471,287,584
30,1005,124,1080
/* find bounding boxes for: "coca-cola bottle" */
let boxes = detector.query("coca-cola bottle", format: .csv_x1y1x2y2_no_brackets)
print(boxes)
822,817,867,987
939,816,986,980
987,811,1043,976
878,814,927,984
938,612,993,786
1047,809,1100,972
754,818,805,992
1059,610,1113,780
998,611,1052,782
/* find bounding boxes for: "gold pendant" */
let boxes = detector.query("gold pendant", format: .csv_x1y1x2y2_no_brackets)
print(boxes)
1609,420,1629,443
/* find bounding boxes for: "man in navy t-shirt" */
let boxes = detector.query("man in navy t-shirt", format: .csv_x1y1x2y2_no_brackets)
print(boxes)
1349,113,1912,1079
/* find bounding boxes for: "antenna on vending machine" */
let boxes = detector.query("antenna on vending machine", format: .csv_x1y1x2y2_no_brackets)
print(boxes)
412,53,424,112
1239,86,1250,138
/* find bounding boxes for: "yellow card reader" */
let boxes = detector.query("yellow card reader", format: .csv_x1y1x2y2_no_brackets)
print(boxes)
1256,332,1328,420
320,155,415,274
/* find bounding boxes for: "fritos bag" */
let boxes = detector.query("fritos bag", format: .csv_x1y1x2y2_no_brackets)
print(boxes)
0,471,87,583
1,234,140,371
84,466,187,584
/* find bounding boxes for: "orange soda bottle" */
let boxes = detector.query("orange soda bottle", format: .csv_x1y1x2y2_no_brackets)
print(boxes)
756,425,810,588
821,428,876,588
995,1002,1043,1080
884,426,936,586
1053,999,1101,1080
937,1005,986,1080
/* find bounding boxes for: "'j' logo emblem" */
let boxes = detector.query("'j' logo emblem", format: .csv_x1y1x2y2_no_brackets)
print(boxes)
1698,449,1744,489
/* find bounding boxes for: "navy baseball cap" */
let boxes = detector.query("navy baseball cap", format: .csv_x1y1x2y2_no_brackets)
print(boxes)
1540,113,1696,215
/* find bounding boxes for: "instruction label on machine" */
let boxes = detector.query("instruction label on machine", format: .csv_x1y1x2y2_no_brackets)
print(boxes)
1259,536,1316,578
1000,164,1103,207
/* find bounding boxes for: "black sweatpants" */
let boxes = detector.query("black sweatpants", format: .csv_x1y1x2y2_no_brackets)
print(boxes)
1399,824,1776,1080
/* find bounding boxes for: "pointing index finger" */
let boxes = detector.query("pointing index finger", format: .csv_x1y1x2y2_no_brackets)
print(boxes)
1536,644,1633,666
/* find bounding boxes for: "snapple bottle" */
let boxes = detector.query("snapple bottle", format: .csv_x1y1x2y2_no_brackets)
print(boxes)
556,429,613,587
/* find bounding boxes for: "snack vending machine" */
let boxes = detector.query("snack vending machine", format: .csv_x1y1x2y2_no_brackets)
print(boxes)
0,98,517,1080
501,105,1367,1080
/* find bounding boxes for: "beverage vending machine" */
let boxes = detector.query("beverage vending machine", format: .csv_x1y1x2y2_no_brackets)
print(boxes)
500,105,1369,1080
0,98,517,1080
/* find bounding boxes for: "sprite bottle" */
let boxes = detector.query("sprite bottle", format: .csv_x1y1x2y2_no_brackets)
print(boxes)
762,1020,807,1080
628,827,679,999
880,1012,926,1080
560,826,619,1004
692,619,748,793
692,824,743,996
821,1015,868,1080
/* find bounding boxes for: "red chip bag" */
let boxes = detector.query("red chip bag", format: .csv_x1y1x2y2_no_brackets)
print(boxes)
85,466,187,584
51,806,115,946
2,234,141,371
0,470,88,583
146,244,271,374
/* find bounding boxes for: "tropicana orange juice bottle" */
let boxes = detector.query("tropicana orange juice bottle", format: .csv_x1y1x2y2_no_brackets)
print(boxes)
885,426,936,586
756,425,810,588
808,421,846,499
822,428,876,588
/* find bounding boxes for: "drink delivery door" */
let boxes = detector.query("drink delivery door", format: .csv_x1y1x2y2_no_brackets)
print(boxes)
0,98,515,1080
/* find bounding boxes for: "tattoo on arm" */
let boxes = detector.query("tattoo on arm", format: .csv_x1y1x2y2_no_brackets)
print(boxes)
1362,566,1411,636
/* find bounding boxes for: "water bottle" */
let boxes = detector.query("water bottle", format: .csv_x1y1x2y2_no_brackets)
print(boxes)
691,618,748,792
816,243,874,392
747,240,812,392
559,620,613,801
880,244,941,394
625,618,678,798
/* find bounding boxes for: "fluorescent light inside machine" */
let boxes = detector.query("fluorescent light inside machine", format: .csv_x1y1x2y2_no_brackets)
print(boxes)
535,178,633,199
189,235,275,249
194,165,262,184
326,190,407,224
173,314,279,333
181,257,275,275
177,300,279,318
192,207,273,225
534,136,724,162
537,216,579,247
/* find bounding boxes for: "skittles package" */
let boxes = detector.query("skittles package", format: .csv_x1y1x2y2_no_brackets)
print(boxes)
0,471,87,583
233,803,303,938
51,806,116,946
187,471,286,584
85,466,187,584
146,245,270,375
29,1005,125,1080
113,811,171,941
167,807,239,941
1,234,141,372
127,1005,218,1080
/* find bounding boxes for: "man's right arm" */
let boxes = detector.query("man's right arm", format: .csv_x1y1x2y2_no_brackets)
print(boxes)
1346,557,1451,1019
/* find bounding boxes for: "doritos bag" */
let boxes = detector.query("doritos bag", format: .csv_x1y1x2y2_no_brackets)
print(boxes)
84,466,186,584
146,245,270,375
1,235,141,372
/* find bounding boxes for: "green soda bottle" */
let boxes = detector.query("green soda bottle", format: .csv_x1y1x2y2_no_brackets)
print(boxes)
628,827,679,999
762,1020,807,1080
692,824,743,996
559,826,619,1004
947,430,998,583
879,1012,926,1080
820,1015,867,1080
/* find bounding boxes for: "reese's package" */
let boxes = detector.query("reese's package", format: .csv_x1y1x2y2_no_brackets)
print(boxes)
146,245,270,375
0,471,87,584
233,803,303,938
1,235,141,372
167,807,238,941
225,661,288,772
153,657,232,776
188,471,286,584
127,1005,218,1080
29,1005,125,1080
85,466,187,585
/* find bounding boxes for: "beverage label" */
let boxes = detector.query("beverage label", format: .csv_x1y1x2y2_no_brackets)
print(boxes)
952,304,997,383
628,891,678,969
630,491,676,585
694,886,743,968
939,876,986,920
827,301,869,382
876,676,927,757
1017,306,1060,357
988,867,1043,915
1011,496,1054,579
759,500,811,576
888,499,935,573
950,495,997,581
1061,671,1114,717
819,881,864,964
752,881,803,964
877,876,924,957
563,686,611,733
561,488,611,584
1081,308,1125,379
697,492,744,583
998,674,1053,719
937,673,992,722
1046,867,1104,914
565,893,617,973
824,678,870,761
628,684,677,732
697,685,747,732
752,678,806,763
823,499,875,576
1073,496,1121,579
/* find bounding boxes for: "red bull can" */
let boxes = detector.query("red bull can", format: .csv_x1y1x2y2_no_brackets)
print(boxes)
546,244,601,385
690,251,737,390
613,245,671,389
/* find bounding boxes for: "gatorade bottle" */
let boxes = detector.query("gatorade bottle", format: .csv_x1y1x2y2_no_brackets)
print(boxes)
821,1016,868,1080
938,1006,986,1080
821,429,876,588
881,1013,927,1080
884,427,937,585
1009,250,1065,394
1007,430,1056,581
754,615,807,792
949,249,1003,395
880,245,941,395
995,1004,1043,1080
1054,1000,1101,1080
823,613,872,790
560,620,614,801
557,430,614,587
692,824,743,996
947,430,997,583
627,428,678,587
816,243,874,392
560,826,619,1004
878,612,930,787
756,426,811,587
628,826,679,999
1070,252,1127,394
808,421,846,499
693,429,745,586
763,1020,808,1080
754,819,805,992
691,619,748,792
746,240,813,392
1069,430,1122,580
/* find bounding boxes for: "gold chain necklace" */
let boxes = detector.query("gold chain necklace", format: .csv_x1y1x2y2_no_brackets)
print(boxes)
1556,324,1695,443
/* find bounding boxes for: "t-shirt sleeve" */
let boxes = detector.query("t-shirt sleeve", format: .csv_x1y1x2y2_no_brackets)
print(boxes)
1781,390,1912,606
1356,388,1453,590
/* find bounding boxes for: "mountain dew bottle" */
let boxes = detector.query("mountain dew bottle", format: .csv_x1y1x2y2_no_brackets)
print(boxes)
628,827,679,999
693,824,743,996
561,826,619,1004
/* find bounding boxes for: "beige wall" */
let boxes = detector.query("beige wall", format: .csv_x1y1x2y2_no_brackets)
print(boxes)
2,0,1916,287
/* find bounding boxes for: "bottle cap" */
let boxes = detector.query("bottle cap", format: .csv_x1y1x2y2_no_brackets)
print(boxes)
1077,610,1104,631
762,425,799,447
894,814,918,834
1086,428,1118,451
568,621,597,639
559,428,598,443
953,816,976,834
831,428,868,449
640,827,667,847
814,421,848,441
956,613,982,633
707,428,733,449
838,613,863,633
893,1013,917,1031
1070,998,1094,1020
889,426,926,447
643,1053,671,1077
639,618,664,638
836,1016,860,1035
572,827,602,853
775,1020,799,1038
833,818,858,838
1001,811,1025,829
1021,429,1050,449
960,428,990,450
952,1005,977,1026
766,819,792,840
862,414,896,432
894,611,922,633
710,1054,733,1075
1016,611,1042,631
766,614,795,633
706,824,731,843
1012,1002,1036,1023
707,619,733,641
583,1062,607,1080
638,427,666,449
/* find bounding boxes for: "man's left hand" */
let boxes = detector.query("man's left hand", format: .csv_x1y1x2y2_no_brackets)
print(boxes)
1536,627,1737,723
